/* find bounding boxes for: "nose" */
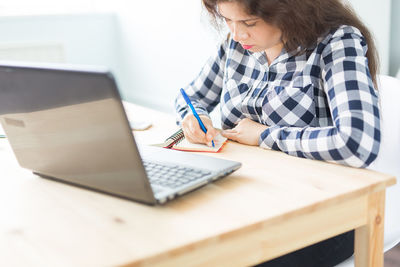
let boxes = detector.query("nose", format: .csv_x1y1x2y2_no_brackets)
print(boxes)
231,23,249,42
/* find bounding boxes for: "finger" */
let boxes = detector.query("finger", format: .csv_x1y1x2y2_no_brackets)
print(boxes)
183,120,203,144
185,115,217,144
182,127,197,144
206,131,216,142
188,121,208,144
185,133,198,144
189,128,206,144
199,117,216,136
221,130,238,141
222,129,237,135
186,130,206,144
181,116,195,135
181,114,208,144
196,117,217,143
201,129,217,147
199,116,216,129
205,126,218,140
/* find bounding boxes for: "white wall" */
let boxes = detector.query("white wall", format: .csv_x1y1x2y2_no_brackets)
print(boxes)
102,1,219,113
389,0,400,77
347,0,392,75
0,13,121,82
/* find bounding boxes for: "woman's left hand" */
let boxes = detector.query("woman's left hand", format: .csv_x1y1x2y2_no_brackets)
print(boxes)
221,118,269,146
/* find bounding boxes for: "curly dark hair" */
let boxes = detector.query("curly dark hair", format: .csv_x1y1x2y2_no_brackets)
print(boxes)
202,0,379,88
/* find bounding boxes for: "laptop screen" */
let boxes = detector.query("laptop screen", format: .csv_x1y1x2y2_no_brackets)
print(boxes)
0,64,156,203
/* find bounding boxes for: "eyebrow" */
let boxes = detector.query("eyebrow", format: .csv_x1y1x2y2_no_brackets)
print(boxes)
219,15,259,22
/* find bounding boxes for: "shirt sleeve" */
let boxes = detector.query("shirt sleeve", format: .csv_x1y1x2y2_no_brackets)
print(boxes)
174,37,229,124
259,28,381,168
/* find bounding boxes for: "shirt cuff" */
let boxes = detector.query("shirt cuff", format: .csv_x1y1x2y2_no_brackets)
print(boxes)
177,107,210,126
258,125,281,150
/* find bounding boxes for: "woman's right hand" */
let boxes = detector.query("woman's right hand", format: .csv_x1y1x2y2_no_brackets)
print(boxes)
181,114,219,146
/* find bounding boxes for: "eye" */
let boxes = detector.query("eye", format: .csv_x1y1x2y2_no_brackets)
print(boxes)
244,21,257,27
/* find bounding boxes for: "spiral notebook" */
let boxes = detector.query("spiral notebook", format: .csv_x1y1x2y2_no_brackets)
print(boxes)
155,128,227,153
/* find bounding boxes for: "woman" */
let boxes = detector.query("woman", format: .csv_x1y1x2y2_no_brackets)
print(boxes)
175,0,380,266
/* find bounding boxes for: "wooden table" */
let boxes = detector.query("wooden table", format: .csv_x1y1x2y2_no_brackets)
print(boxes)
0,103,396,267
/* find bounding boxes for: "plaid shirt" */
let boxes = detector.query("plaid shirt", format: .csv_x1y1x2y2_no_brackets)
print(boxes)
175,25,380,168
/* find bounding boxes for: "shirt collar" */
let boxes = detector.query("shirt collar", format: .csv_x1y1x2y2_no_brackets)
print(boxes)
248,45,310,68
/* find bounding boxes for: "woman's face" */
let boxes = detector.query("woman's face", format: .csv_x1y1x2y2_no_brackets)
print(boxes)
218,1,283,53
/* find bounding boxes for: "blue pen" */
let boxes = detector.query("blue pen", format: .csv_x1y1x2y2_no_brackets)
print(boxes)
180,88,215,147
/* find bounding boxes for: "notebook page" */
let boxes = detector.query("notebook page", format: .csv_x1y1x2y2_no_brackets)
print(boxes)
172,134,227,152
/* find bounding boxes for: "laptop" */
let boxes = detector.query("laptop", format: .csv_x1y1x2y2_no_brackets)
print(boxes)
0,62,241,205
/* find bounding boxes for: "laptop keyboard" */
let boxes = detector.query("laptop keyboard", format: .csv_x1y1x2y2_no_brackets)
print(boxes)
143,160,211,189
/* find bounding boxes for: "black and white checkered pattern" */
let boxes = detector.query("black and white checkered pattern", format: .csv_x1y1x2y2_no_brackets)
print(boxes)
175,25,380,168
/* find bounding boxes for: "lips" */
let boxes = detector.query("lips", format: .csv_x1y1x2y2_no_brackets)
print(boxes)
242,44,254,50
